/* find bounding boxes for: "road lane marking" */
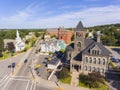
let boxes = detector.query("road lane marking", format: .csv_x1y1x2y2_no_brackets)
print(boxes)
1,78,11,90
30,81,34,90
11,76,30,78
0,75,8,83
33,81,36,90
0,75,9,87
10,78,29,82
25,80,30,90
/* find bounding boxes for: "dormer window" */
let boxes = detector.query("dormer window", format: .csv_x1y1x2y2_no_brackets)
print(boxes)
91,50,100,55
90,45,101,55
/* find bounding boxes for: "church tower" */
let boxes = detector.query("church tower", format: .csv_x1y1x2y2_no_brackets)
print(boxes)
16,30,21,42
74,21,85,53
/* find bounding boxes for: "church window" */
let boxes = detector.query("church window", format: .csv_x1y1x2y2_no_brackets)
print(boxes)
77,42,81,51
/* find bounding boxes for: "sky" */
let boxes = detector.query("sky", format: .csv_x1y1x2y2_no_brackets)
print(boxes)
0,0,120,29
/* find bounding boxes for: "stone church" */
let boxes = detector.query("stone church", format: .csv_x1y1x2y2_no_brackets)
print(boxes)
65,21,111,75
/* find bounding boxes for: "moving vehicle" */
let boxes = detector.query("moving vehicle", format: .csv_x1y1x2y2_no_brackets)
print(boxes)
12,62,16,68
24,59,28,63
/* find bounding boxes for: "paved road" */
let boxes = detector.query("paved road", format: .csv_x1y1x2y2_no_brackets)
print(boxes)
0,37,52,90
0,53,24,82
106,67,120,90
105,46,120,90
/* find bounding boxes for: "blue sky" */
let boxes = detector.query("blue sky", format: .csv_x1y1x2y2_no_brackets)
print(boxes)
0,0,120,28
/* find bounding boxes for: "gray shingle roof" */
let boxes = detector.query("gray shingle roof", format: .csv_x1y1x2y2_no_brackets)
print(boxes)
66,38,111,56
75,21,84,31
83,39,111,56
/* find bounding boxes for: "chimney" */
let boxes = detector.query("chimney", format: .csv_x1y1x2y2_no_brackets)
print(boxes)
97,31,101,43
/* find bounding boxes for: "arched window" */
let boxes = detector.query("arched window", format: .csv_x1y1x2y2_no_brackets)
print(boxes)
97,67,100,72
100,68,104,73
84,66,87,71
103,59,105,65
92,67,95,71
77,42,81,51
85,57,88,63
98,58,101,64
89,57,92,63
88,66,91,71
93,58,96,64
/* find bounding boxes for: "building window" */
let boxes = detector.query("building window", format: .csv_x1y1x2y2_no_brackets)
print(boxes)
88,66,91,71
103,59,105,65
84,66,87,71
100,68,104,73
92,50,100,55
89,57,92,63
98,58,101,64
77,42,81,51
93,58,96,64
86,57,88,63
92,67,95,71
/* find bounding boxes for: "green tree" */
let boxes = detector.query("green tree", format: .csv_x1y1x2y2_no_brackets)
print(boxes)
0,38,4,57
0,38,4,52
57,67,70,79
79,72,104,88
51,35,57,38
7,42,15,52
35,32,40,37
101,35,116,46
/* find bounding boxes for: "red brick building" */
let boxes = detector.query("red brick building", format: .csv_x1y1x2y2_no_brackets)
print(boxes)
46,27,73,44
58,27,73,44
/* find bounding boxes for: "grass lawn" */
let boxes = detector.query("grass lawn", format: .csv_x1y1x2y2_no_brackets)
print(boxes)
93,83,109,90
0,51,9,60
59,76,71,84
79,81,89,88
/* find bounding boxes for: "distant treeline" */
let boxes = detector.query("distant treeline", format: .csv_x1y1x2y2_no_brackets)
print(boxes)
86,23,120,46
0,29,45,39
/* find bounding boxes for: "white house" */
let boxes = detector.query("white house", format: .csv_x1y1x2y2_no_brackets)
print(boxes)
15,30,25,52
40,39,66,53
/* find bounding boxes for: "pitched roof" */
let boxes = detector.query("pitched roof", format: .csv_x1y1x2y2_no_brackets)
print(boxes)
66,38,111,56
75,21,84,31
83,39,111,56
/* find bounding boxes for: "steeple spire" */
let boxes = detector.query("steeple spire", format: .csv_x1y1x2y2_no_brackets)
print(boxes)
16,30,21,41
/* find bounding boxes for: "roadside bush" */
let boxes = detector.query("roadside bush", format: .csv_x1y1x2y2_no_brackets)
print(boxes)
57,67,70,79
79,72,104,88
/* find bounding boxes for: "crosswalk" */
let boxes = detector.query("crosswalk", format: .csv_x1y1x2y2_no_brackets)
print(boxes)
0,75,36,90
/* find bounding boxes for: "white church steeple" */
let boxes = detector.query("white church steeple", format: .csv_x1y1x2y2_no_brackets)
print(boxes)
16,30,21,41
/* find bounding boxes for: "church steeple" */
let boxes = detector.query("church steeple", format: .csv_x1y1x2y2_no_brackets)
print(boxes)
16,30,21,41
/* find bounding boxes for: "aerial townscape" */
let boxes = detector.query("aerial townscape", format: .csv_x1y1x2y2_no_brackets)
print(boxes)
0,0,120,90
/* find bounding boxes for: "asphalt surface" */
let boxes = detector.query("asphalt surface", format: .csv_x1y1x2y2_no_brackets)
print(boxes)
0,37,54,90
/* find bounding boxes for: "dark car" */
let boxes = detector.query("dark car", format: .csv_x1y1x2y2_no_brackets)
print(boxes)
8,65,11,68
12,62,16,68
24,59,28,63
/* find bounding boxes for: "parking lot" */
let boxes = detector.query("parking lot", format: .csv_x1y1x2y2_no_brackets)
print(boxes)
35,55,50,79
35,54,59,81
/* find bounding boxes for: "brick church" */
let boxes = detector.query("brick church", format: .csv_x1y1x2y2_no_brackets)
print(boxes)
65,21,111,75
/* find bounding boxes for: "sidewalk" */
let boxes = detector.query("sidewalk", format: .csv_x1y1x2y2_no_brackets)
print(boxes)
34,71,89,90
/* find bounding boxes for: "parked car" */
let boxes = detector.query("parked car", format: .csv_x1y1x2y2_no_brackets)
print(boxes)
8,65,11,68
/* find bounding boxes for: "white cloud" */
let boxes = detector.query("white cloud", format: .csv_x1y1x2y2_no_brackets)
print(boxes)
0,5,120,28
